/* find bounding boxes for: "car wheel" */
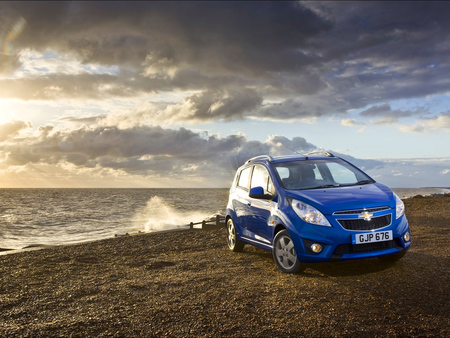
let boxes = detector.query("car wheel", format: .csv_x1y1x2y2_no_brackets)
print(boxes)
273,229,302,274
226,218,244,252
378,251,406,262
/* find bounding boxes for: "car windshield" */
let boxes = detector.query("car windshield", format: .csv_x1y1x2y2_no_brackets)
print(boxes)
272,159,374,190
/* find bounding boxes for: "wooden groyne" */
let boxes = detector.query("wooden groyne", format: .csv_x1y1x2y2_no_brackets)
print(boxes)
189,215,225,230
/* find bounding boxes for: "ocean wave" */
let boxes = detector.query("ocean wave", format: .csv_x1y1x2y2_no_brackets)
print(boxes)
133,196,213,232
0,188,229,250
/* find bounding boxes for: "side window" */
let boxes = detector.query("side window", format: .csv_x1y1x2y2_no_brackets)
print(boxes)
237,167,251,189
251,165,275,195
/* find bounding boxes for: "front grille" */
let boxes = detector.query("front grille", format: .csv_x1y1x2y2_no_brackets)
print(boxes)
333,240,396,256
338,214,391,231
333,206,390,215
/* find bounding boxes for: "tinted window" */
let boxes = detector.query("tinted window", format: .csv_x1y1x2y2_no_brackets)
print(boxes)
237,167,251,189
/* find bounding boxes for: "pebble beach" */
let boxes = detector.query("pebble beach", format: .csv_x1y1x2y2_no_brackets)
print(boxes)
0,195,449,337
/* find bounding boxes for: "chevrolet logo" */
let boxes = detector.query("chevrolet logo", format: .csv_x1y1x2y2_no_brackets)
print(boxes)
358,211,374,221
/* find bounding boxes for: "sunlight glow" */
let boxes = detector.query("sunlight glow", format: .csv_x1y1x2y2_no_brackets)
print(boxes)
10,49,120,78
0,16,26,56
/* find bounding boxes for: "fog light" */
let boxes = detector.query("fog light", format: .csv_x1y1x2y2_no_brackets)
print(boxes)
403,231,410,242
310,243,323,253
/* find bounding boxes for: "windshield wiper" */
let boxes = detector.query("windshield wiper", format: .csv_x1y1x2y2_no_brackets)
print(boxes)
356,179,374,185
310,184,340,189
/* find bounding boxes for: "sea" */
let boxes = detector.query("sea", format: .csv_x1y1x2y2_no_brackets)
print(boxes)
1,187,449,252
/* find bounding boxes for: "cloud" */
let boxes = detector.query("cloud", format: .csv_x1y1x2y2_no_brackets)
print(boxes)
59,114,107,125
0,1,449,131
0,72,161,100
302,2,450,119
254,98,327,122
396,113,450,133
4,2,329,73
420,114,450,132
366,157,450,187
159,88,263,123
0,120,31,141
0,123,315,178
341,119,357,127
0,54,21,75
332,151,384,172
359,103,424,124
340,118,366,132
0,1,447,124
1,118,449,187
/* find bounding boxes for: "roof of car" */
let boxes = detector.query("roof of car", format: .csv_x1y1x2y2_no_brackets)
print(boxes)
245,151,337,165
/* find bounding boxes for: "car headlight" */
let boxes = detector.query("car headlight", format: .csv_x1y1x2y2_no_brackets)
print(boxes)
394,193,405,219
290,199,331,227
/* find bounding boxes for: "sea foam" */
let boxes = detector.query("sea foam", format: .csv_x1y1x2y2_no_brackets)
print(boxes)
133,196,212,232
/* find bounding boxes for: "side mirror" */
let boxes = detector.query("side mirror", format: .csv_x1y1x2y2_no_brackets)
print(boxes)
249,186,274,200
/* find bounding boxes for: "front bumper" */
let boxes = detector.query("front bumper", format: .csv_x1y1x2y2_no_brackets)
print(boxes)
289,214,411,263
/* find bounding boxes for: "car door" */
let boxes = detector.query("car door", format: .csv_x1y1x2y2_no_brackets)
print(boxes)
232,166,253,235
246,165,276,245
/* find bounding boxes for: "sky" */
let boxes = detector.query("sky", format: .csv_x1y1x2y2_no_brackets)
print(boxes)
0,1,449,188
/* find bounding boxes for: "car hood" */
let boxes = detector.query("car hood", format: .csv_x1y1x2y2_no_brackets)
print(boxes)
286,183,395,215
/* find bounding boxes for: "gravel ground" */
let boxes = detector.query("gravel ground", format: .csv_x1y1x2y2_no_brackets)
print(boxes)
0,195,449,337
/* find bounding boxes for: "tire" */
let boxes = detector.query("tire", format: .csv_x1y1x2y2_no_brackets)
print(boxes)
272,229,302,274
226,218,244,252
378,251,406,262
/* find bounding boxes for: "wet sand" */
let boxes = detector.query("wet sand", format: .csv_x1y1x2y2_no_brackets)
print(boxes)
0,195,449,337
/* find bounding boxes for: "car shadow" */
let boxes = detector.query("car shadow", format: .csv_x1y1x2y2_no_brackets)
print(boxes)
238,245,404,277
300,259,399,277
231,245,412,277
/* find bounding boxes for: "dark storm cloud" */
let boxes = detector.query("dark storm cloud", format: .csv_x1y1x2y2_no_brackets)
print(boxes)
1,1,450,123
304,1,450,62
4,1,328,72
302,1,450,111
0,1,331,120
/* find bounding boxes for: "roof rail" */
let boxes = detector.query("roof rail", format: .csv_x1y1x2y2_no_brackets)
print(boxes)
245,155,273,164
304,151,335,157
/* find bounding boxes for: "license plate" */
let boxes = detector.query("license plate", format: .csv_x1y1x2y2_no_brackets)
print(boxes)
352,230,392,245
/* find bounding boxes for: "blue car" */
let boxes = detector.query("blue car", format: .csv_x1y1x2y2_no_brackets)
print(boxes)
225,152,411,273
